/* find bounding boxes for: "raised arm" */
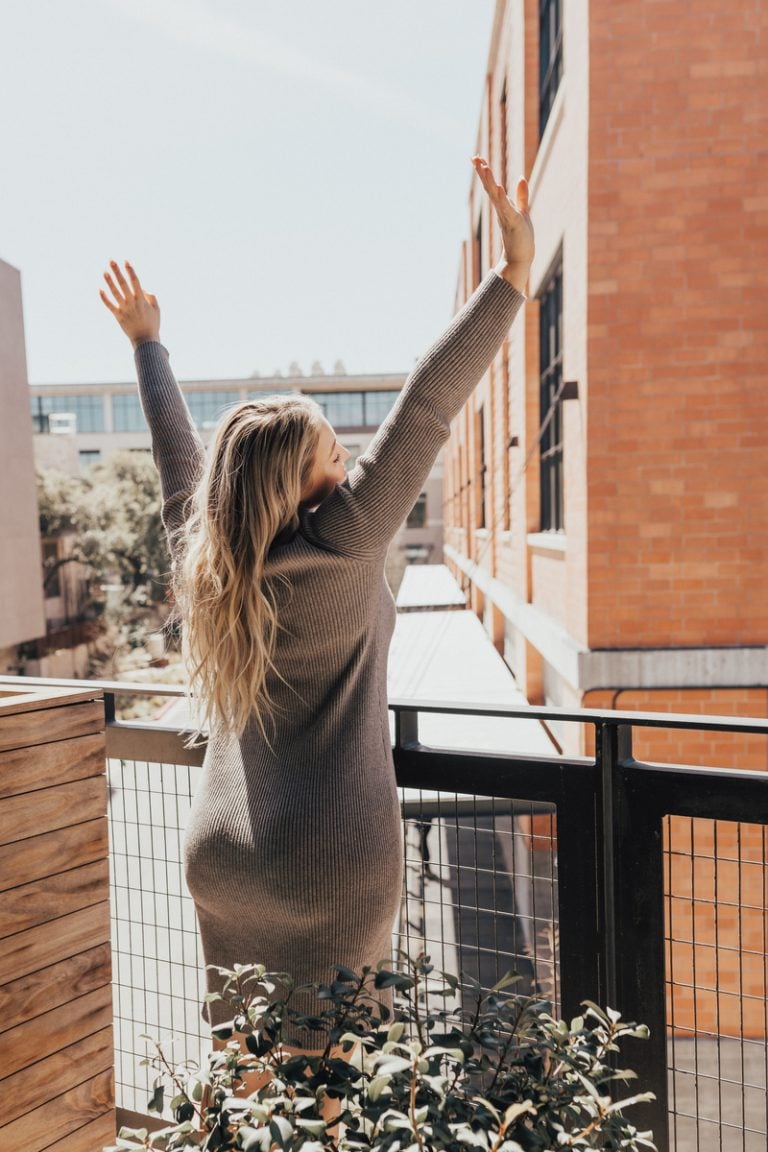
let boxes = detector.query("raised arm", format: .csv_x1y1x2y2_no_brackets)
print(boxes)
100,261,205,561
308,158,534,557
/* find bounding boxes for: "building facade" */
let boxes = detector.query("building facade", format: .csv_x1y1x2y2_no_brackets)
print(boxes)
29,369,445,590
0,259,45,672
443,0,768,1044
443,0,767,765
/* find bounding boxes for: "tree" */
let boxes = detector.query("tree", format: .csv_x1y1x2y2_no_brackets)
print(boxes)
37,451,170,619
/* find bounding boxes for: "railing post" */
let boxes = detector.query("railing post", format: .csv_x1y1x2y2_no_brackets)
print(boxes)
600,722,669,1151
597,721,633,1011
394,705,419,749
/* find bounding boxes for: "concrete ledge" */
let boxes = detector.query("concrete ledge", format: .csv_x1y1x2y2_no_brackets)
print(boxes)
444,545,768,692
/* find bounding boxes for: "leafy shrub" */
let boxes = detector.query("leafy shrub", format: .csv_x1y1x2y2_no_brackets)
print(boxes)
105,953,656,1152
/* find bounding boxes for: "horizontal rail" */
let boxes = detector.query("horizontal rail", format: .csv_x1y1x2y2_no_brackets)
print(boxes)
4,675,768,733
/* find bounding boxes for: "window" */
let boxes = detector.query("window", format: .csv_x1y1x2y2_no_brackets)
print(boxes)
478,405,487,530
112,392,147,432
502,350,511,532
499,83,508,190
406,492,427,529
184,391,240,429
363,391,398,425
79,450,101,470
312,392,364,427
30,394,104,433
308,391,397,429
474,214,483,288
42,541,61,598
539,260,564,531
539,0,563,138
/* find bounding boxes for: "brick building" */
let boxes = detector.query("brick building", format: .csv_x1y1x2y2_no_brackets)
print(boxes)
443,0,768,1044
444,0,767,765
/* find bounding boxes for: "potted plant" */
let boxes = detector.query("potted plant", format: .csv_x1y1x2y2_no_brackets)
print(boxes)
105,953,657,1152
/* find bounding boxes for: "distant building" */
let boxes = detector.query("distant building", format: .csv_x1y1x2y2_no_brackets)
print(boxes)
29,369,445,589
0,259,45,672
443,0,767,764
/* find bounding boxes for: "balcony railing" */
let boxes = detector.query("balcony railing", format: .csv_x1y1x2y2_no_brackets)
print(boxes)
2,674,768,1152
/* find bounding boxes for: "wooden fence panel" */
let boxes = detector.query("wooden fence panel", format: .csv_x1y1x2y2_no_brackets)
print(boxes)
0,688,115,1150
0,817,108,892
0,943,112,1033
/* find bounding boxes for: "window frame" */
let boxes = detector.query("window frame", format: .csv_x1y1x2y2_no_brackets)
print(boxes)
539,0,563,139
538,258,564,533
406,491,428,530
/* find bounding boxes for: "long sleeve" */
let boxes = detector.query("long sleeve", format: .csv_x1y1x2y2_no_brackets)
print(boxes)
133,341,206,562
308,270,525,558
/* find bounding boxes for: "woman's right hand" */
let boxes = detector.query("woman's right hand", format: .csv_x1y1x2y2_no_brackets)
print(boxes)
100,260,161,348
472,157,535,293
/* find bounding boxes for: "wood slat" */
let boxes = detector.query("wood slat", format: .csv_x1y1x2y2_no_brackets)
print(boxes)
0,901,110,985
0,732,105,799
0,1068,113,1152
0,943,112,1033
0,983,113,1080
2,1025,113,1125
0,685,104,716
0,817,108,893
0,858,109,937
0,700,104,754
0,773,107,845
41,1110,117,1152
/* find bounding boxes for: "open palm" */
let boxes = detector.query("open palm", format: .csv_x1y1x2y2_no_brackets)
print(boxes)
472,156,535,274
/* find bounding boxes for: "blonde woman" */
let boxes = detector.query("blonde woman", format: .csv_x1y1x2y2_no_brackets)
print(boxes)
100,157,534,1052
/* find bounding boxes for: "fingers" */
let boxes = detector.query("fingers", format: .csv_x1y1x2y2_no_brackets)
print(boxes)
109,259,133,298
472,155,505,202
103,269,125,306
473,156,531,214
99,288,118,316
515,177,530,215
125,260,143,296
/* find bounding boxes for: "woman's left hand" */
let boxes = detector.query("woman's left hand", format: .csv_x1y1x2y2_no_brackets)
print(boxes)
472,156,535,292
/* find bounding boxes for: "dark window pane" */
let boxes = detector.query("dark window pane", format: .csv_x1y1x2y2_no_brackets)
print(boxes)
112,393,147,433
31,393,105,433
406,492,427,529
539,0,563,138
363,391,398,425
312,392,365,426
539,261,564,531
185,391,240,430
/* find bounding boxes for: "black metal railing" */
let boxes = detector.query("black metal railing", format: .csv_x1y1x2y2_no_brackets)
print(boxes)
3,675,767,1152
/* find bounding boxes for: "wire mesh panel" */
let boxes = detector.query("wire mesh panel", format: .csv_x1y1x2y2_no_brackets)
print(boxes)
108,756,208,1118
398,789,559,1016
665,816,768,1152
107,759,561,1120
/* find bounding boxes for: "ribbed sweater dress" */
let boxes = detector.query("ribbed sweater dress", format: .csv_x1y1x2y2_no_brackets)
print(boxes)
134,270,524,1032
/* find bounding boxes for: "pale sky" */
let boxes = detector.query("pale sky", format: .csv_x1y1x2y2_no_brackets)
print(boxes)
0,0,496,385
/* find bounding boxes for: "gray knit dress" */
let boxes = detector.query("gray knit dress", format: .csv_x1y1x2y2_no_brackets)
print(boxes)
134,271,524,1032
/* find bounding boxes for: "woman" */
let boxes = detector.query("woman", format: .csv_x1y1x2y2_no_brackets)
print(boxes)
100,156,534,1047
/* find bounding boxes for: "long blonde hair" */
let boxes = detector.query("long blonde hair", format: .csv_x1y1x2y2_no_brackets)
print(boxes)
175,394,323,743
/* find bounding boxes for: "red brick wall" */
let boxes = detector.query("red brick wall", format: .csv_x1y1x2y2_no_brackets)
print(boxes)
586,0,768,649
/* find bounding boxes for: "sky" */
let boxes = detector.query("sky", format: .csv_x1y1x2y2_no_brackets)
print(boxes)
0,0,497,385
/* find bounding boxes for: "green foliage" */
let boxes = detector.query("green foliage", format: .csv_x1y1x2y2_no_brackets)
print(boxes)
37,451,169,613
104,954,657,1152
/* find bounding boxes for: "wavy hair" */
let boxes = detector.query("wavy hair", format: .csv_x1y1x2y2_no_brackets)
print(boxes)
175,394,324,745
